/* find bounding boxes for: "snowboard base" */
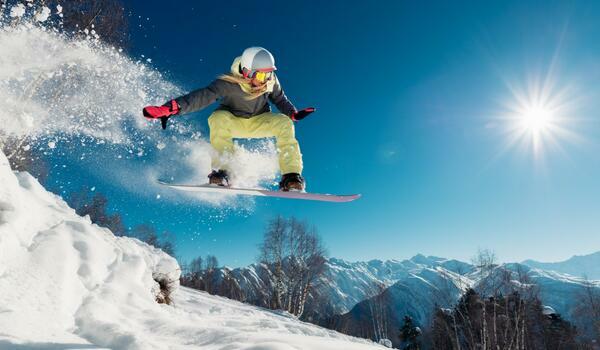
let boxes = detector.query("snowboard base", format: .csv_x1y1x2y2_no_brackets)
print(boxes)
158,181,360,203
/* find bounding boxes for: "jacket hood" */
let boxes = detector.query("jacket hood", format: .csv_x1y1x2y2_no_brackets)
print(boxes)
230,56,244,77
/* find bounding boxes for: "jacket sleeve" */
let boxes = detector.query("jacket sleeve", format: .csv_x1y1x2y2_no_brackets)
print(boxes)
174,79,228,115
269,76,297,117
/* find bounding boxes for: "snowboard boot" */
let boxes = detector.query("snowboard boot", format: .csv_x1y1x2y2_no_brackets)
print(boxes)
208,169,230,187
279,173,305,192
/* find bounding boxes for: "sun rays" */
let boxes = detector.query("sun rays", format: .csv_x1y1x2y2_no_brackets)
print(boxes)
495,70,583,163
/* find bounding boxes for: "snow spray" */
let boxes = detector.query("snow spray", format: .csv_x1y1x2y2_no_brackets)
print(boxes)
0,4,278,206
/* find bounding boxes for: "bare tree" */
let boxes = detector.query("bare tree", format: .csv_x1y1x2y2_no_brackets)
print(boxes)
365,282,389,343
189,256,203,277
259,216,327,317
472,249,499,297
259,216,287,310
180,255,205,291
472,249,497,277
205,255,218,270
572,277,600,346
286,219,327,317
202,255,219,294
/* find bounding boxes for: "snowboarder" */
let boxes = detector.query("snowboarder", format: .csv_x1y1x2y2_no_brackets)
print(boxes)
142,47,315,192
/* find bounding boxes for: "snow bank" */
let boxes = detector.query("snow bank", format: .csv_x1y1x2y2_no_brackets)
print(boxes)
0,150,179,348
0,151,382,349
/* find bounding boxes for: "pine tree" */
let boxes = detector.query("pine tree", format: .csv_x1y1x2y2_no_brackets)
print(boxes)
399,315,421,350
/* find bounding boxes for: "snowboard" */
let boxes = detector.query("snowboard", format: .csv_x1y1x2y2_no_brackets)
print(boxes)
158,180,360,203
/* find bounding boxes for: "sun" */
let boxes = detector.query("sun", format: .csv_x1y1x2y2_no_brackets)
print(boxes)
495,72,581,161
520,106,553,133
510,101,561,157
505,96,564,158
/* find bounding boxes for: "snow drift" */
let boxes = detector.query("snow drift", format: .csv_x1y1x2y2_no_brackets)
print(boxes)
0,150,382,349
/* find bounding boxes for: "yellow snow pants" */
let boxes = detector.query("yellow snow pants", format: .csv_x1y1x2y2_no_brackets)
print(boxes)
208,110,303,175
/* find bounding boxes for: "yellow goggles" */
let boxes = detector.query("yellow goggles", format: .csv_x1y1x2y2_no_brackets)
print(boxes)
252,70,273,83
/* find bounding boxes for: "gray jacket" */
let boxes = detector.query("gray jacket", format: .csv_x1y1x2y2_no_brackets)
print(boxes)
175,57,297,118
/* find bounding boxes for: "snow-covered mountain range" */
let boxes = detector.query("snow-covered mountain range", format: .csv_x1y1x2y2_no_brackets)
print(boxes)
217,253,600,330
0,150,384,349
317,255,474,315
522,251,600,280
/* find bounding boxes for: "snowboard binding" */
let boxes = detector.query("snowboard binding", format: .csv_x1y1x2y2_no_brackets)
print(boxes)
208,170,230,187
279,173,305,192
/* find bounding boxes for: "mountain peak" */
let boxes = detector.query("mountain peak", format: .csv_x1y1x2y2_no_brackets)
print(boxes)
409,253,445,266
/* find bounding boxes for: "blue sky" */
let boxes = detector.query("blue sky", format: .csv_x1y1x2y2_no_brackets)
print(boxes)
49,0,600,267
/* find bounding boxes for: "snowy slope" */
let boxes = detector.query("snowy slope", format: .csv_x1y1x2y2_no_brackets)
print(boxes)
174,287,384,350
522,251,600,280
0,151,384,350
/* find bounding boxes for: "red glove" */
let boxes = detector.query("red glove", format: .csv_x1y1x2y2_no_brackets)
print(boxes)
143,99,180,118
291,107,316,122
143,100,180,129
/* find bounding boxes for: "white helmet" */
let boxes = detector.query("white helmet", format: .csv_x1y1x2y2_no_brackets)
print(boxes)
240,47,276,78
